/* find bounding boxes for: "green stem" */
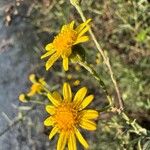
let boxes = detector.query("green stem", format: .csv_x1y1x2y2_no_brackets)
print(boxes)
78,60,112,106
97,105,112,112
41,84,51,93
30,100,45,105
121,112,147,136
137,139,142,150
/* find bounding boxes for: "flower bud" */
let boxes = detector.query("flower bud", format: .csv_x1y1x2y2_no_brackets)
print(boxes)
19,94,28,102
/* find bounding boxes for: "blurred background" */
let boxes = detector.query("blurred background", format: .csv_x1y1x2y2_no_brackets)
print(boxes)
0,0,150,149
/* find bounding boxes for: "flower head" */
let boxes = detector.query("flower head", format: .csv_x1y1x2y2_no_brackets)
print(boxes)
41,19,91,71
44,83,98,150
27,74,46,96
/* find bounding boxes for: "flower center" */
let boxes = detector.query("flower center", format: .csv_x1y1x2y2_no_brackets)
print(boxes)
54,103,78,131
53,26,77,57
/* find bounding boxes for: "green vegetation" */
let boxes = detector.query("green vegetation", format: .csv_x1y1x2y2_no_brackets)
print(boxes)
1,0,150,149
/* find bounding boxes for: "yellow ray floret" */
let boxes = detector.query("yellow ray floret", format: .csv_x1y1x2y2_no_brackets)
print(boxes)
27,74,46,96
44,82,98,150
41,19,91,71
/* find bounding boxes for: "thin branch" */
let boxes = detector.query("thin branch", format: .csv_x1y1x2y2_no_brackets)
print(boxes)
78,60,112,106
72,3,124,111
0,105,36,137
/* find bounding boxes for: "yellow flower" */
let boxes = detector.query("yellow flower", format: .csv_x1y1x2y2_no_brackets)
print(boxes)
19,93,27,102
44,83,98,150
27,74,46,96
73,80,80,86
41,19,91,71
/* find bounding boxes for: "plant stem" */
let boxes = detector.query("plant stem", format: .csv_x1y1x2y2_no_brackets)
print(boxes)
78,60,112,106
0,105,36,137
30,100,45,105
72,3,124,111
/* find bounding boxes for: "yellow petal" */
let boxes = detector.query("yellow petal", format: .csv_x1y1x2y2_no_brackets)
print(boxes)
62,48,72,58
19,94,27,102
44,117,54,126
80,119,96,131
57,132,68,150
75,19,91,33
49,126,59,140
27,90,35,97
29,74,36,83
79,95,94,110
46,105,55,115
75,128,89,149
63,57,69,71
74,36,89,45
68,132,76,150
45,43,54,51
47,93,60,106
41,49,56,59
52,91,62,101
73,87,87,107
70,21,75,29
61,24,68,32
79,110,99,119
77,26,90,38
63,82,72,102
46,53,59,70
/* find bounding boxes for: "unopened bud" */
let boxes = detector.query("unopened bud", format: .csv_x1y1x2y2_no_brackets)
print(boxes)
19,94,27,102
73,80,80,86
29,74,38,83
19,93,30,102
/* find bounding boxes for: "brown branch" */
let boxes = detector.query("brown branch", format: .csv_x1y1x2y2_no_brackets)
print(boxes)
71,3,124,111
